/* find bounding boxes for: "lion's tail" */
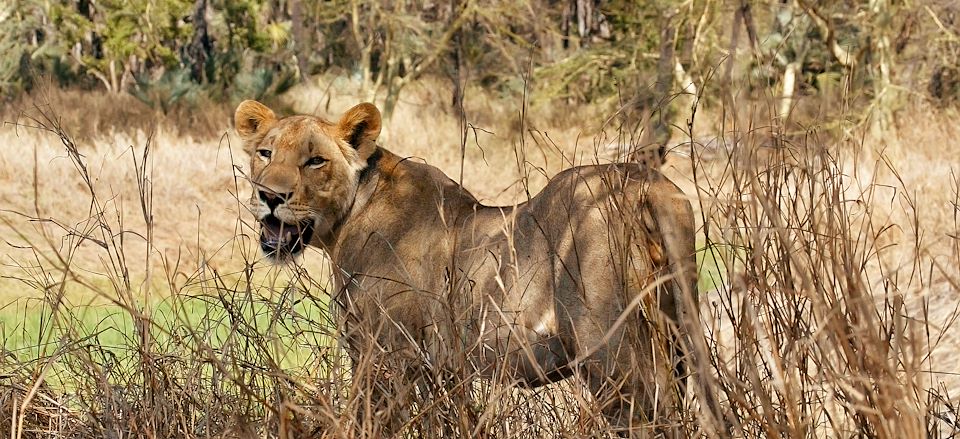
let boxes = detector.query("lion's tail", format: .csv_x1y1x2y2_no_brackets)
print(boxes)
645,178,727,433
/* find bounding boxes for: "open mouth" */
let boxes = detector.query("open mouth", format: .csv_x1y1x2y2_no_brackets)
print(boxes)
259,214,315,258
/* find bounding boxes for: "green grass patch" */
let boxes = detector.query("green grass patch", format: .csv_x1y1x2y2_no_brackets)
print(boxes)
0,278,337,389
696,239,728,293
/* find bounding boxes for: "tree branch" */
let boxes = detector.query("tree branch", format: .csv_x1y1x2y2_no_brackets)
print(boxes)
797,1,856,68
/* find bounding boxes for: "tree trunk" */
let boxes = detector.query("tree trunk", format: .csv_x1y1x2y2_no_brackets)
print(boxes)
722,4,742,107
185,0,212,83
290,0,311,83
448,0,466,116
739,0,759,59
649,6,678,159
350,0,374,95
576,0,592,43
868,0,897,138
779,61,799,121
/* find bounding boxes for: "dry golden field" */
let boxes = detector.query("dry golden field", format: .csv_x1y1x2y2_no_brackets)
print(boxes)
1,76,959,437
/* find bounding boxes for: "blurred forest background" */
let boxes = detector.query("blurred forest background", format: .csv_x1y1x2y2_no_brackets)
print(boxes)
3,0,960,134
3,1,960,438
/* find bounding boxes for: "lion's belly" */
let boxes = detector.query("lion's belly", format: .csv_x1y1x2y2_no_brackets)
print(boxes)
455,244,576,386
466,300,572,386
335,260,565,379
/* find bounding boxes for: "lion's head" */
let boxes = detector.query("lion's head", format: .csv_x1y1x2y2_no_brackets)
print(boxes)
234,100,382,258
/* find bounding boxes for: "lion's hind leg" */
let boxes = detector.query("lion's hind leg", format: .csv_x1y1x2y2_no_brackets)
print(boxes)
577,319,683,438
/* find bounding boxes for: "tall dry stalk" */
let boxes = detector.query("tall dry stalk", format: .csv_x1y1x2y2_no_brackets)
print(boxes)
1,81,958,438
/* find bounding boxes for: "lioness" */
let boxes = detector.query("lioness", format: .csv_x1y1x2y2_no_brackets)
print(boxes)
235,100,707,437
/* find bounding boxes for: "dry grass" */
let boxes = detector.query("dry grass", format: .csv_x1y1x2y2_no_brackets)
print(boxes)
0,86,232,141
0,74,958,438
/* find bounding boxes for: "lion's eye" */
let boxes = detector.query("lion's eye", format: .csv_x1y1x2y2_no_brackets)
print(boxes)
305,156,328,168
257,149,272,160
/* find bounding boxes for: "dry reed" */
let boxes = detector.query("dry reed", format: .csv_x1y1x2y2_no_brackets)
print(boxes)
0,77,958,438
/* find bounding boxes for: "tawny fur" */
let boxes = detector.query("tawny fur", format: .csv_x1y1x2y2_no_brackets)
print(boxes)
235,100,703,436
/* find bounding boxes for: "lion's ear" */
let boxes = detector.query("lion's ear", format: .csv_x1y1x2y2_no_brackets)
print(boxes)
337,103,381,158
235,100,277,140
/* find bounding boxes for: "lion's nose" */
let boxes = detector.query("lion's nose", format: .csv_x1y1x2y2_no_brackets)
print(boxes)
259,190,293,211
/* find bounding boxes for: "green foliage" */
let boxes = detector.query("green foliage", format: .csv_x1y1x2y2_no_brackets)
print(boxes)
130,68,201,114
2,0,960,114
230,67,297,103
216,0,272,52
0,1,45,95
43,0,192,91
534,48,640,106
